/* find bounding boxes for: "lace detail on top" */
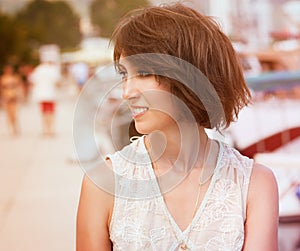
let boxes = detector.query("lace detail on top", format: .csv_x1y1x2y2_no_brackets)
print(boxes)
107,136,253,251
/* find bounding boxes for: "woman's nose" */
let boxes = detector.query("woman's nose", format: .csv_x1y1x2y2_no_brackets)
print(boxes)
122,77,140,100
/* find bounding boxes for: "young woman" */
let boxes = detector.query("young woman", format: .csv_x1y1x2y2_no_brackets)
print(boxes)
76,3,278,251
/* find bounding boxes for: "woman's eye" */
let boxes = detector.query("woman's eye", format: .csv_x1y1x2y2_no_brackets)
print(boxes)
119,71,127,80
137,71,151,78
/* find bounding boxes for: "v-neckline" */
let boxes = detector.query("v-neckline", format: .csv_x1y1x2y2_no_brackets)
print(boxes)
140,135,224,235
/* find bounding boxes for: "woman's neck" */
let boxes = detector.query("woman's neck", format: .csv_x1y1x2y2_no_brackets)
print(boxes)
146,121,209,173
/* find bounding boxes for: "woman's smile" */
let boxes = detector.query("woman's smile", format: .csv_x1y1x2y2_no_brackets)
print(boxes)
131,106,149,119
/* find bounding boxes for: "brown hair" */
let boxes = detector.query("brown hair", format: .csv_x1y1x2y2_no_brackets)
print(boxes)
111,3,251,130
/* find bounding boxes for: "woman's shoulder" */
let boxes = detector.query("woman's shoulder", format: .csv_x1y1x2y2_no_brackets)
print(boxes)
245,162,279,247
249,162,278,196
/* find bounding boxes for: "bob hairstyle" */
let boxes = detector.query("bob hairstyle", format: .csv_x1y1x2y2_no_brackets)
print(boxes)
111,3,251,130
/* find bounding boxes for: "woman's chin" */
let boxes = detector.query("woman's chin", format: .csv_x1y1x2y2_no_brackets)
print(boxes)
134,122,152,135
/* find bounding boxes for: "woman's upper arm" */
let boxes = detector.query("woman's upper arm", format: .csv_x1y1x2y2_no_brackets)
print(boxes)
76,162,114,251
243,163,279,251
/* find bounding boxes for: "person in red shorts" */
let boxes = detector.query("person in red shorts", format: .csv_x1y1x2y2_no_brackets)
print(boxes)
29,61,61,136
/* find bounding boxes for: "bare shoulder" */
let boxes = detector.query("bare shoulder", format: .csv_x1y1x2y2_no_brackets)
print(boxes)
76,159,115,251
247,162,279,210
83,158,115,195
248,163,278,197
80,158,115,217
243,162,279,251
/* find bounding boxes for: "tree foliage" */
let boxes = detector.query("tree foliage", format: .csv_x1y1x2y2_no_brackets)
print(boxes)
0,12,31,69
90,0,150,38
16,0,82,50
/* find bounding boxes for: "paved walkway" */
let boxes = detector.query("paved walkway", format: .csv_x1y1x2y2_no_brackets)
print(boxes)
0,92,84,251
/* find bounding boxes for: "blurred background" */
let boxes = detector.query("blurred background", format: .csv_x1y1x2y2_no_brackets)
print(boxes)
0,0,300,250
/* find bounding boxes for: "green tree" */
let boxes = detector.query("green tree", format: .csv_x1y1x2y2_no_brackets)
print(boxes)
0,11,31,69
90,0,150,38
16,0,82,50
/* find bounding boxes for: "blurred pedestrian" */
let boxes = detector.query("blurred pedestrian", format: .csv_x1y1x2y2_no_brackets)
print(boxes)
69,61,89,93
77,3,278,251
59,63,78,98
0,64,23,136
29,61,61,137
18,64,33,103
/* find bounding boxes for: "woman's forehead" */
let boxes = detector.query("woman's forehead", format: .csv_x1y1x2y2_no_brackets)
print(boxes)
118,56,132,70
118,55,147,70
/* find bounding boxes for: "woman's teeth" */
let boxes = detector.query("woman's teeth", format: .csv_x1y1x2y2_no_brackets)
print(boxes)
132,107,148,116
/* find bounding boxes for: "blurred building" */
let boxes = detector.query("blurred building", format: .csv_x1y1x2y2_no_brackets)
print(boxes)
61,37,113,66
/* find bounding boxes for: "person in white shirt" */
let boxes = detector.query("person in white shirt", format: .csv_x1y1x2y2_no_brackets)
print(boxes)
29,61,61,136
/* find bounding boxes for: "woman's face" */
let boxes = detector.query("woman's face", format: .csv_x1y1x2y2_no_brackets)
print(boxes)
118,56,178,135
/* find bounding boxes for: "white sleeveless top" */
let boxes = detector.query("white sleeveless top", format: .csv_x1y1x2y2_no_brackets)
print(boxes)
107,136,253,251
